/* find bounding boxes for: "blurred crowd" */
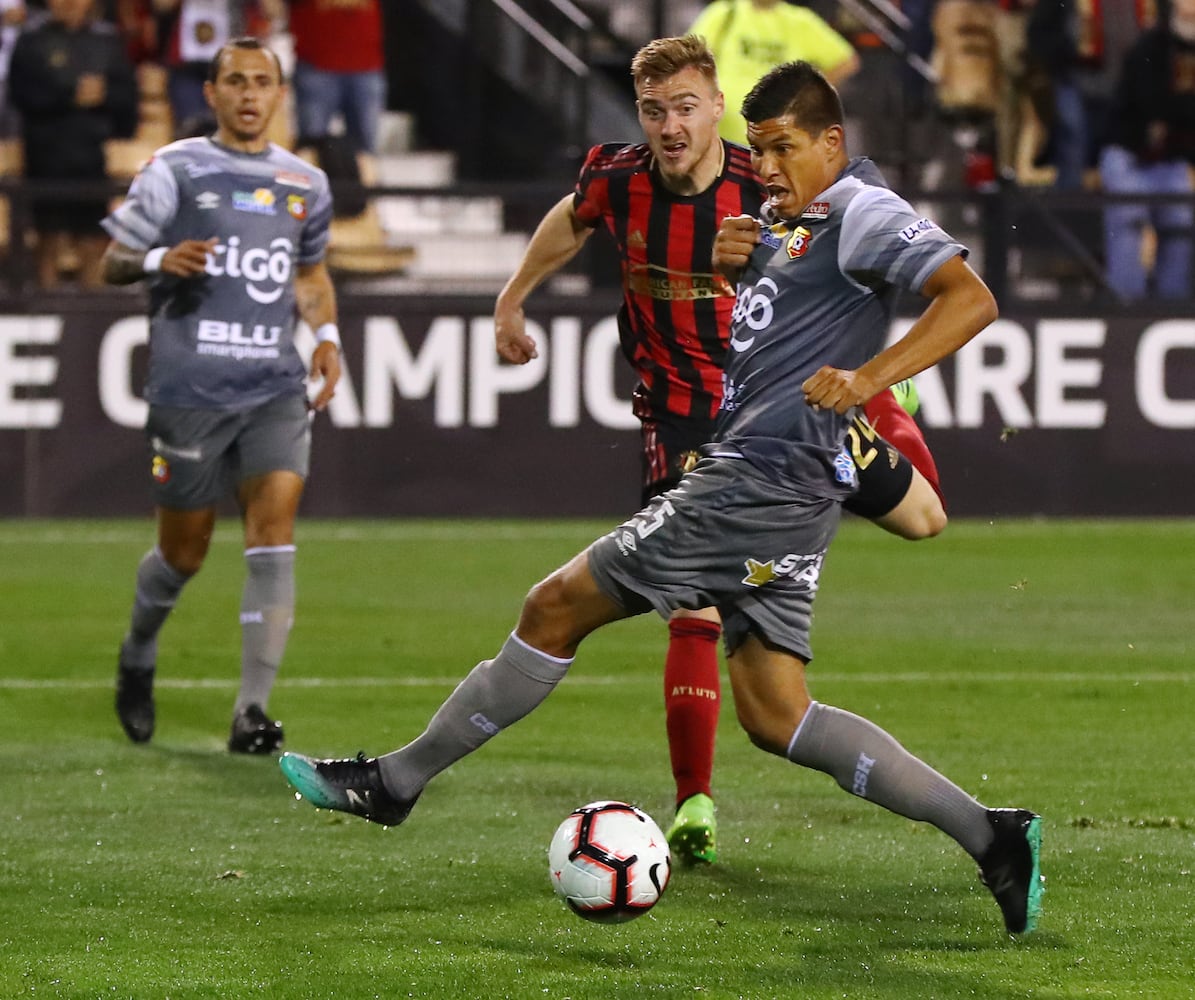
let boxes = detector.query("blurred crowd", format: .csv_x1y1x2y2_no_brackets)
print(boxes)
2,0,1194,302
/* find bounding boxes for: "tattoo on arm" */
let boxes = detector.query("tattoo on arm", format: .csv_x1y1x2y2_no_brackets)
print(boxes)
102,244,151,286
295,264,338,329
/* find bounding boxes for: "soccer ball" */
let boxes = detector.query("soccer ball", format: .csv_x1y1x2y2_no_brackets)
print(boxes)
548,800,671,923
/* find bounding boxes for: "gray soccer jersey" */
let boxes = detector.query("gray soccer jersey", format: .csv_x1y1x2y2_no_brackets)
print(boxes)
713,157,965,496
102,137,333,409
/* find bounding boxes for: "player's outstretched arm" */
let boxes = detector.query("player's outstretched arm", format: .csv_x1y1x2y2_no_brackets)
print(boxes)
803,254,997,414
712,214,760,285
101,238,218,285
495,194,593,365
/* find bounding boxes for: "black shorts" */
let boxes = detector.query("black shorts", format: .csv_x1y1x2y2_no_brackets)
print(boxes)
639,413,715,506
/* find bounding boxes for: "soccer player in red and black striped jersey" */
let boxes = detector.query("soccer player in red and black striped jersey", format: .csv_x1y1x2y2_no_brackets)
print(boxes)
493,35,944,864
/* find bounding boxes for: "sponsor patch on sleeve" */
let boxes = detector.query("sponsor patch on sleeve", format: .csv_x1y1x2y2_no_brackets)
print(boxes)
899,218,939,243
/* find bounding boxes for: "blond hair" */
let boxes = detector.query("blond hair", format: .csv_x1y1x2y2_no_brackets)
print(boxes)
631,35,719,93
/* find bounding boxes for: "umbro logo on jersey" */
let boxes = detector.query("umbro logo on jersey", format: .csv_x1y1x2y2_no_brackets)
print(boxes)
196,191,220,210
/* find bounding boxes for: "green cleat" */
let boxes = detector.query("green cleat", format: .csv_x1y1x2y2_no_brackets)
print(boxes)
280,751,417,827
666,793,717,864
891,378,920,417
978,808,1044,934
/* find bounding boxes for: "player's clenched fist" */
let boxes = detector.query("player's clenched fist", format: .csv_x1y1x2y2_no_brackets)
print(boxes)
712,214,760,282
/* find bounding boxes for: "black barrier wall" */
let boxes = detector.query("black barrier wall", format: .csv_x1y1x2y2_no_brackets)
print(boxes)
2,296,1193,517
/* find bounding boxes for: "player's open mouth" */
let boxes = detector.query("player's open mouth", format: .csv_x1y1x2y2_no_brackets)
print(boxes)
661,143,686,159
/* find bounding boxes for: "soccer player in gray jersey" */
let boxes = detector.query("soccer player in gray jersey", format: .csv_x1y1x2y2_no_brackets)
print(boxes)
101,38,341,754
279,61,1044,936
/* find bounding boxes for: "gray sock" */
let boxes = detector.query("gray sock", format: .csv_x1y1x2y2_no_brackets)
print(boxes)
378,632,572,801
236,546,295,713
119,548,190,671
787,701,994,859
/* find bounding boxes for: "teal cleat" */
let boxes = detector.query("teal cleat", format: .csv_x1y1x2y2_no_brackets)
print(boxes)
666,793,717,865
280,751,418,828
978,808,1044,934
891,378,920,417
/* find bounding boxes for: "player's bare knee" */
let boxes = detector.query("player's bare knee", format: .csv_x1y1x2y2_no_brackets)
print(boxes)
518,574,579,655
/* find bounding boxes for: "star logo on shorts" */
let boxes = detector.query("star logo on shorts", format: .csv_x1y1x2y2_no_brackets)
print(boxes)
741,558,776,587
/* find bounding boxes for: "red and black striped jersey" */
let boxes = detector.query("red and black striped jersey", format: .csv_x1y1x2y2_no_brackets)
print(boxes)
573,140,764,422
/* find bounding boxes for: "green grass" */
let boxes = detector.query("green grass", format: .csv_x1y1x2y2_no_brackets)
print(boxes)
1,517,1193,999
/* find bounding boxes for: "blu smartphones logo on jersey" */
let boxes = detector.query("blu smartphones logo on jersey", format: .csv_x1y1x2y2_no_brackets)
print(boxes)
206,236,293,304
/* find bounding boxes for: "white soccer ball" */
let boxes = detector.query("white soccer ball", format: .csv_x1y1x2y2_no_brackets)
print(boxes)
548,800,671,923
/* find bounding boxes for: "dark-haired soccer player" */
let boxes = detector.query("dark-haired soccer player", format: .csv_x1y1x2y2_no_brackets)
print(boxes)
281,58,1043,937
491,35,944,864
101,38,341,752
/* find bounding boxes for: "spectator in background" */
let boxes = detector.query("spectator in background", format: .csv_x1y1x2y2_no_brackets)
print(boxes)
286,0,386,154
8,0,137,287
688,0,858,145
152,0,274,133
1025,0,1147,191
1098,0,1195,301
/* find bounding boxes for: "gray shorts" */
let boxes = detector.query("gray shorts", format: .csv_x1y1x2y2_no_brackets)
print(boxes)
144,392,311,509
587,454,841,661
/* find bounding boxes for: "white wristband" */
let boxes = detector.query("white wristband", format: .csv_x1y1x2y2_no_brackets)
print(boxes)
143,247,168,273
314,323,342,350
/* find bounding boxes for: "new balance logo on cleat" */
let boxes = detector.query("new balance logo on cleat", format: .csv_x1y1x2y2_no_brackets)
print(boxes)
279,751,419,828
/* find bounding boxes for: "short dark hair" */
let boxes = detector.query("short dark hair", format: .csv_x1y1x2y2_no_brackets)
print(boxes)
741,61,844,137
207,37,285,84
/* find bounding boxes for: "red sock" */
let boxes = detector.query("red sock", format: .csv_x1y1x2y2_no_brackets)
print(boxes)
863,389,944,503
664,618,722,806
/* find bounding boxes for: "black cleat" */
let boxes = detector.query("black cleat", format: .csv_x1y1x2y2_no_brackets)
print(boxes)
228,704,284,754
279,751,418,827
977,808,1044,934
116,661,155,743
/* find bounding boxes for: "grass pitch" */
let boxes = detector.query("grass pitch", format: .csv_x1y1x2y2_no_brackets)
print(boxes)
1,517,1193,999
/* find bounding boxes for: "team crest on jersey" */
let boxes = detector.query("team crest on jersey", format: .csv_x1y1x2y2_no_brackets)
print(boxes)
233,189,276,214
196,191,220,210
287,194,307,220
787,226,812,259
151,455,171,484
275,171,313,190
801,202,830,220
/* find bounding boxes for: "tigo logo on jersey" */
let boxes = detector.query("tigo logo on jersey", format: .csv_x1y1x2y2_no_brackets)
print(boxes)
232,189,276,215
151,455,170,483
287,194,306,220
787,226,812,259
